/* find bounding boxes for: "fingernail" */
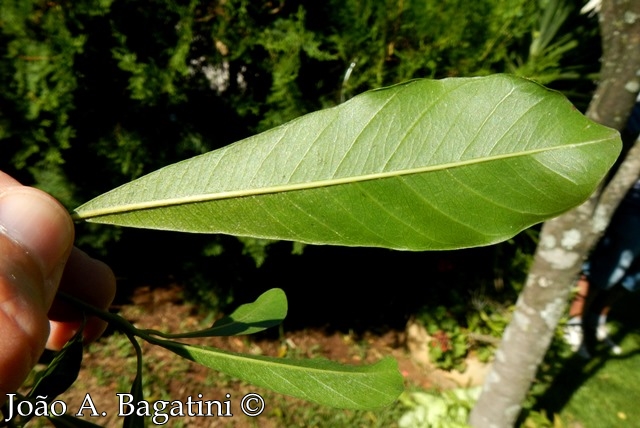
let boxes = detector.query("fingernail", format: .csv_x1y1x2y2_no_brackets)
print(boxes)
0,188,74,296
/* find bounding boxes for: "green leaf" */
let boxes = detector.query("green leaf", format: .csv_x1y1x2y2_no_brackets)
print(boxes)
154,340,402,409
207,287,287,336
74,75,621,250
147,288,287,338
123,334,145,428
17,329,84,427
29,327,84,401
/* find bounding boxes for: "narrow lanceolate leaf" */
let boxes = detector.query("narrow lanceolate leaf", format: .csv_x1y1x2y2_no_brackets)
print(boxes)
123,335,145,428
74,75,621,250
29,325,84,401
24,329,84,427
155,340,403,409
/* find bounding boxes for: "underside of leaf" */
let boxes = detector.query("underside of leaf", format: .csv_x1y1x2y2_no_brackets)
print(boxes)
159,342,403,409
74,74,621,250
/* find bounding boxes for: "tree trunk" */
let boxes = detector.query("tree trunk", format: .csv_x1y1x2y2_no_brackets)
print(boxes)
469,1,640,426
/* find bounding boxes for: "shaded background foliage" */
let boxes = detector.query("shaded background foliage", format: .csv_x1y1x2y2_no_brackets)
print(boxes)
0,0,601,322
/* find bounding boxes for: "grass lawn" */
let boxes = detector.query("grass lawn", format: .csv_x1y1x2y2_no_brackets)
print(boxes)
535,292,640,427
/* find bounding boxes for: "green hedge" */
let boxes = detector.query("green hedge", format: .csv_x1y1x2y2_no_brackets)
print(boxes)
0,0,598,258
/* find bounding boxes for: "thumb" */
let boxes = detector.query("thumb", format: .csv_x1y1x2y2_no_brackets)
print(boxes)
0,187,74,397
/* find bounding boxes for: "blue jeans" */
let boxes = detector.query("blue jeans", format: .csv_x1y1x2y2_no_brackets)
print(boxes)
586,204,640,293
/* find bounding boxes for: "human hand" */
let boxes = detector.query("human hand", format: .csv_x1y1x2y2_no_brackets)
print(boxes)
0,171,116,401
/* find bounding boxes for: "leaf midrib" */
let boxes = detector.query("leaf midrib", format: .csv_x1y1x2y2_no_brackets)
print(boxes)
176,342,391,377
73,139,608,221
